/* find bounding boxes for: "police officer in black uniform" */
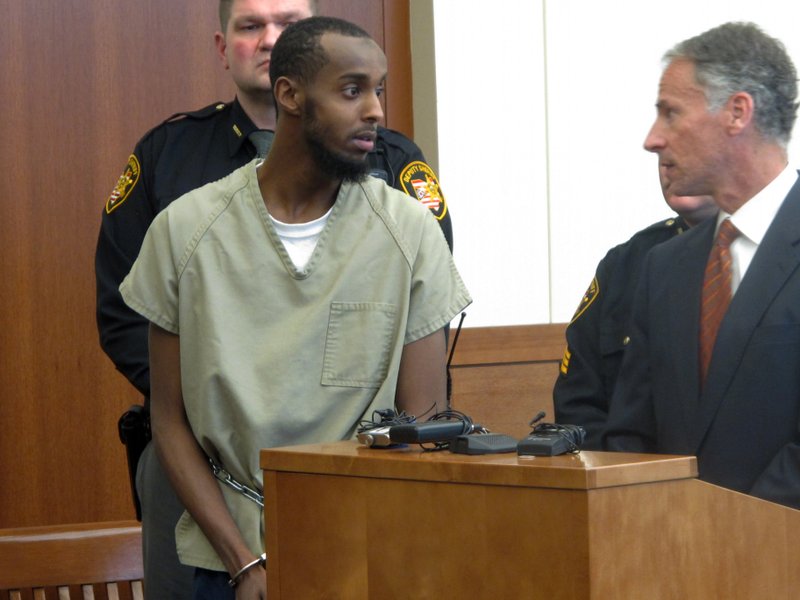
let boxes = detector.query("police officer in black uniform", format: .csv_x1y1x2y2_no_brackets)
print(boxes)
553,192,716,449
94,2,453,599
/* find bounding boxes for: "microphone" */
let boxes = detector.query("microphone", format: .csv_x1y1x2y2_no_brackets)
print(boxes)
446,312,467,408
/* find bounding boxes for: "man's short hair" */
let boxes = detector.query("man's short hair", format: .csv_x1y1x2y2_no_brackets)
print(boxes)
219,0,234,31
665,21,799,147
269,16,372,90
218,0,319,33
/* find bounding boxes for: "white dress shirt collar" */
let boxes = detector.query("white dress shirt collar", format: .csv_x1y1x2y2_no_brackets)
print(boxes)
715,164,797,293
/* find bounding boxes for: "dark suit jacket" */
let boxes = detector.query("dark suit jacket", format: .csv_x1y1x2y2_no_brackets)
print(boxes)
604,174,800,510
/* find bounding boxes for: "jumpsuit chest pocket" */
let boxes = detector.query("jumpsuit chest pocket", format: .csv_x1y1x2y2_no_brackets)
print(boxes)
321,302,399,388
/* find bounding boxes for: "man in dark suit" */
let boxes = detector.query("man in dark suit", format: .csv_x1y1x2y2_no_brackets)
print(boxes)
603,21,800,510
553,186,715,449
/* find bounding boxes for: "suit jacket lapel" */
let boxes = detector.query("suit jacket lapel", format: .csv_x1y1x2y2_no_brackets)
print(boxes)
692,177,800,451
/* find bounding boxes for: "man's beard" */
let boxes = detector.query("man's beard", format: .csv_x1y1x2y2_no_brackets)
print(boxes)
303,102,370,183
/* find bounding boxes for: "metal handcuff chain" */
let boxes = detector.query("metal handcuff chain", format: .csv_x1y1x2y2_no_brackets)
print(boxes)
209,458,264,508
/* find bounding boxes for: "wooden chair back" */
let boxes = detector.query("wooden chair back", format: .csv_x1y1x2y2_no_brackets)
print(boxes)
0,521,143,600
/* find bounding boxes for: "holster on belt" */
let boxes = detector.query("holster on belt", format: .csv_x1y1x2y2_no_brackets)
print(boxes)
117,404,151,521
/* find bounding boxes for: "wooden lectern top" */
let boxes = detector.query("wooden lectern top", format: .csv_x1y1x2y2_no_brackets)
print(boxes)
260,440,697,491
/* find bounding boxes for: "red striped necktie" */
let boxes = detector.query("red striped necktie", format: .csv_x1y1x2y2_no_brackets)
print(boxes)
699,218,740,385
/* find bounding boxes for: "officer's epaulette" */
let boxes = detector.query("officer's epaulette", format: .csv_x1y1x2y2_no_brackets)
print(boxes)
160,101,230,126
641,215,689,236
376,126,417,152
619,215,688,250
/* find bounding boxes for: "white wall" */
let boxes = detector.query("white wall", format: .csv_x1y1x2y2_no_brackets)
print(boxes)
422,0,800,327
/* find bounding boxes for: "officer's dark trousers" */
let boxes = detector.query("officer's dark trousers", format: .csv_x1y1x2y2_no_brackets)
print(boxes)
136,442,194,600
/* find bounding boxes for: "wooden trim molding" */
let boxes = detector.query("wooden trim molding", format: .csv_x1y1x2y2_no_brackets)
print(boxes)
381,0,414,137
449,323,567,366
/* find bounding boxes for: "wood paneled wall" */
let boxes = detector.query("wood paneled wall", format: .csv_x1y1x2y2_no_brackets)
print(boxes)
0,0,413,528
449,324,566,440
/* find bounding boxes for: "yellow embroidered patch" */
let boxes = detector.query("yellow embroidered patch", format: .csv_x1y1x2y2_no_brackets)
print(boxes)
399,161,447,220
105,154,140,214
570,276,599,323
560,347,571,375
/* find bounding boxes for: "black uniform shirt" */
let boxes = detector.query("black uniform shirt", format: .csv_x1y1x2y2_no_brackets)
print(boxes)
553,216,690,449
95,99,453,396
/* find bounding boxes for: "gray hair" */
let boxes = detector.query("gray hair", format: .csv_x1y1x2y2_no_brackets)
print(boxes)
665,22,798,147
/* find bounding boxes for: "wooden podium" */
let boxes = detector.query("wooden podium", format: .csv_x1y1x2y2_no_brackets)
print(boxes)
261,441,800,599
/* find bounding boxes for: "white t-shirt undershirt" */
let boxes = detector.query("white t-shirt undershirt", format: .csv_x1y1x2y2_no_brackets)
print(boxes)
269,206,333,269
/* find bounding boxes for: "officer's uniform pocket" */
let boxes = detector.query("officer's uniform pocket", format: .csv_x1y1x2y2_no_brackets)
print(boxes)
599,328,628,358
321,302,398,388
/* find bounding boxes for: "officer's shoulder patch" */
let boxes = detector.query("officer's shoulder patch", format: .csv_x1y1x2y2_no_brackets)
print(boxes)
570,276,599,323
105,154,140,214
399,161,447,220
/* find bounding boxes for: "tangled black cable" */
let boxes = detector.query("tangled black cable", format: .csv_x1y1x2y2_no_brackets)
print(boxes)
526,411,586,454
420,409,487,451
357,408,415,433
